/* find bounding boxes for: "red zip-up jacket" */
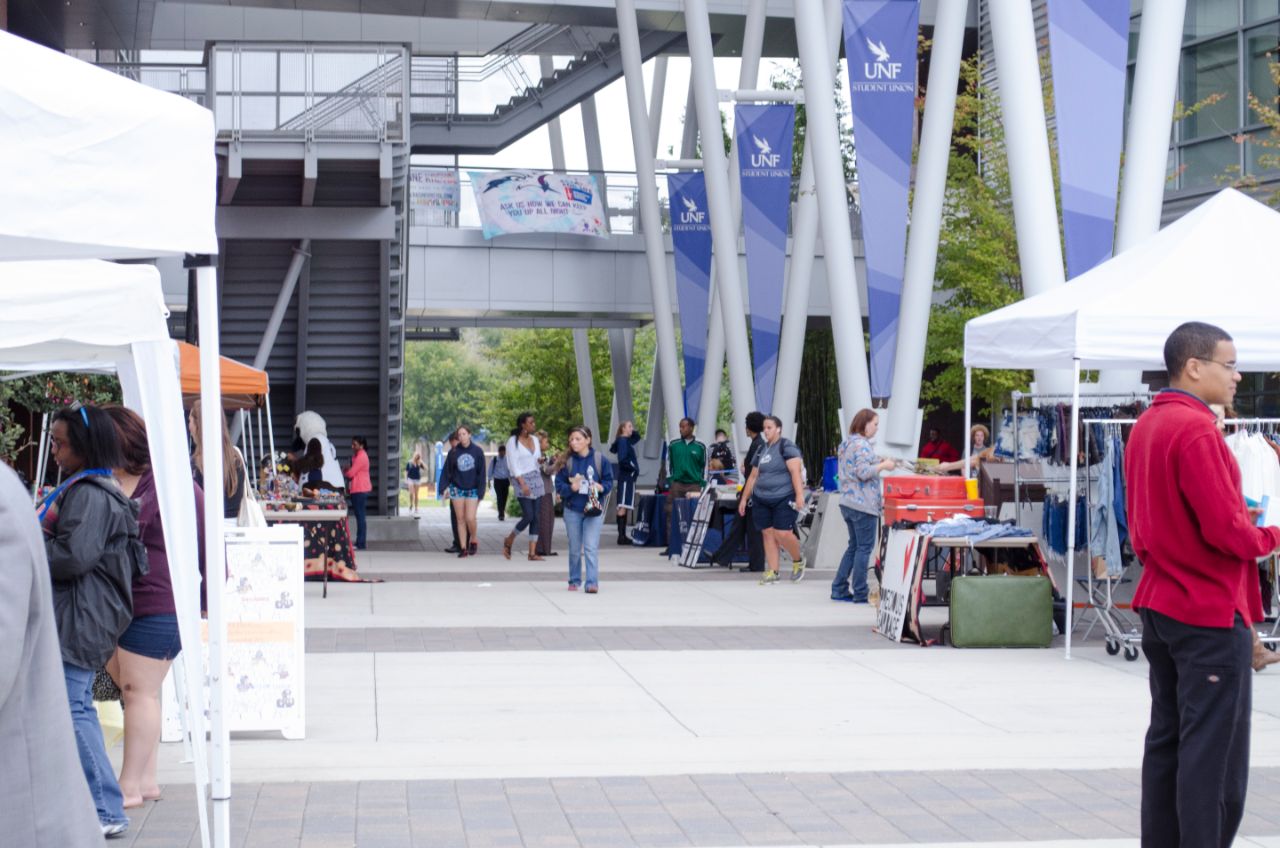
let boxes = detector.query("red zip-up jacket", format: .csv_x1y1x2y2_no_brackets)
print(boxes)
1126,390,1280,627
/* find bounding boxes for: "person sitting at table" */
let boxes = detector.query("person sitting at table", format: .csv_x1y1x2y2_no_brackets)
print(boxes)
932,425,998,477
919,426,960,464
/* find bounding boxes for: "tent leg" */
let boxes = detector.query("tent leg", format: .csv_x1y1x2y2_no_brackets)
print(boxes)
963,368,973,478
33,412,49,498
257,407,265,476
266,393,277,469
1064,359,1082,660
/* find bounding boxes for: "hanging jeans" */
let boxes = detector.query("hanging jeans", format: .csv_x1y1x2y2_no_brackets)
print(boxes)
1090,436,1124,576
833,506,878,601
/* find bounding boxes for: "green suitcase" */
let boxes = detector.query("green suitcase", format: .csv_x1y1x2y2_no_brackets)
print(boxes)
948,575,1053,648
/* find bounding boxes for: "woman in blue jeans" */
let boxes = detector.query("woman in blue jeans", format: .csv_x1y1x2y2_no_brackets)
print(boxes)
555,426,613,593
832,409,897,603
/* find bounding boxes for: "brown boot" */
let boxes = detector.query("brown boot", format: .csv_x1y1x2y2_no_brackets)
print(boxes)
1253,630,1280,672
527,541,544,561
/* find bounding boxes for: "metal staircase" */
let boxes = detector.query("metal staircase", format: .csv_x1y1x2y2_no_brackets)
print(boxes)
382,146,409,515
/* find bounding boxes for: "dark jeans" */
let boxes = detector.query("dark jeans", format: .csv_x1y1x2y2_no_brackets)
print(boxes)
834,506,878,601
350,492,368,549
494,479,511,520
513,496,538,537
1140,608,1253,848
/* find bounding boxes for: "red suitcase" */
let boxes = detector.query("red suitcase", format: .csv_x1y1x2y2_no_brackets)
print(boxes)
883,497,984,525
883,474,968,501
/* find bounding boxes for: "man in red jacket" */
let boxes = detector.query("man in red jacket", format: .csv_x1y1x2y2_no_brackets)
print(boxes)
1126,321,1280,848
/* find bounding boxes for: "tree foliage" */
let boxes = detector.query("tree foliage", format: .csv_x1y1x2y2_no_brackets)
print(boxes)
402,334,497,447
0,374,121,466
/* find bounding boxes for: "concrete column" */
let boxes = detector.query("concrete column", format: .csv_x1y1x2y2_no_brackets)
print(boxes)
643,349,667,462
617,0,684,435
685,0,759,446
541,56,568,172
573,328,601,440
773,0,843,437
988,0,1072,395
608,327,636,437
884,0,968,447
649,56,669,156
1103,0,1187,392
794,0,873,414
687,77,727,439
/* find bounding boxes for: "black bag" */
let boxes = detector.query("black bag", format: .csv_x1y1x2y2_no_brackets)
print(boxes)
93,668,121,702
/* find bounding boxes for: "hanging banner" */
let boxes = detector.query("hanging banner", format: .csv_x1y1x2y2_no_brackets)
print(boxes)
410,168,460,212
467,170,609,239
667,171,713,417
843,0,919,399
735,103,795,414
1047,0,1129,279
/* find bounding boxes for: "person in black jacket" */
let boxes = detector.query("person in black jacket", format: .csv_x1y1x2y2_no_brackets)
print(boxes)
441,425,486,557
39,406,147,839
609,420,642,545
711,411,767,572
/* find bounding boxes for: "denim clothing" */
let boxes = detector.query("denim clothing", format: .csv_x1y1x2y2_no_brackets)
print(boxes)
1090,432,1125,576
752,496,798,532
834,506,878,601
117,613,181,661
513,496,539,537
838,434,881,516
63,662,127,827
350,492,368,549
916,517,1033,542
564,507,603,588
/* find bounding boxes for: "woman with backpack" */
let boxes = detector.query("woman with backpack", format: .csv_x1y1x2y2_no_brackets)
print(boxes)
738,415,808,586
554,426,613,593
40,405,146,839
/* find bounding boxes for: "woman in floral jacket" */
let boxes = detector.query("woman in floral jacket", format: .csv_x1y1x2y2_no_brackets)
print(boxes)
831,409,897,603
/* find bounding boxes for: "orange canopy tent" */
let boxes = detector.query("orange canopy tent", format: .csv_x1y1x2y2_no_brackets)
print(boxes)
177,341,268,409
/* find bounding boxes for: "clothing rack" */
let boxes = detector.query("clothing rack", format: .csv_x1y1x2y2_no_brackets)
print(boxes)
1221,417,1280,647
1007,391,1149,521
1080,417,1142,659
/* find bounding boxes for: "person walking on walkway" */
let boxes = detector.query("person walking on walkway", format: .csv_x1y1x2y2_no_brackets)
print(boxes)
610,420,641,545
102,406,204,811
41,405,144,839
440,432,463,553
503,412,545,561
344,436,372,550
491,444,512,521
441,426,486,557
739,415,807,586
832,409,897,603
711,411,767,571
405,448,425,516
1126,322,1280,848
555,426,613,593
535,430,560,557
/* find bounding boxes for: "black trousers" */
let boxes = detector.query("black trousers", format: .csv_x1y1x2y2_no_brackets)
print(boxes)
493,479,511,520
1140,608,1253,848
711,498,765,570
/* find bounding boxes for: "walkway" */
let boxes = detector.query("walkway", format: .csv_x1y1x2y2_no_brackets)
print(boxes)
116,504,1280,846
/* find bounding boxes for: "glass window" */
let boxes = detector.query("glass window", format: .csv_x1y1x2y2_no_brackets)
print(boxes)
1246,129,1280,174
1180,136,1240,188
1179,36,1240,140
1248,0,1280,24
1246,24,1280,116
1184,0,1239,41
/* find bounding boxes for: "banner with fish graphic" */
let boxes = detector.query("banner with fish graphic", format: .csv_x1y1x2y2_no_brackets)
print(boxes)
468,170,609,239
735,103,795,414
667,171,714,416
843,0,919,399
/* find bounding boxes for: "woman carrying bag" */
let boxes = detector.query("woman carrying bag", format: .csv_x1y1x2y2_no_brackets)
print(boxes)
555,426,613,593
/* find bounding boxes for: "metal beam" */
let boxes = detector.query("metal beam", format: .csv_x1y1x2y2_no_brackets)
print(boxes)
294,257,310,419
648,55,669,156
608,327,636,436
379,238,391,515
379,143,393,207
573,328,601,440
301,146,317,207
541,55,568,172
253,240,311,371
215,207,396,240
220,144,241,206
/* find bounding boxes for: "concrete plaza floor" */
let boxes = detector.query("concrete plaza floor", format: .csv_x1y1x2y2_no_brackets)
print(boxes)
118,503,1280,846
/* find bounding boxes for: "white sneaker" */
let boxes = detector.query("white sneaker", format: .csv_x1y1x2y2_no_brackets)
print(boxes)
102,821,129,839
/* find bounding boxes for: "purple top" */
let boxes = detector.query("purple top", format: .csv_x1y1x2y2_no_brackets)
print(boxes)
130,470,206,618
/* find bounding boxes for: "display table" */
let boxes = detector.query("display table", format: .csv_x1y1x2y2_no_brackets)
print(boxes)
262,497,377,593
633,491,737,559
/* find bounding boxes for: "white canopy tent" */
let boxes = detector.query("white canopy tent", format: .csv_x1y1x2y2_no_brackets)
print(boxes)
0,31,225,848
962,188,1280,658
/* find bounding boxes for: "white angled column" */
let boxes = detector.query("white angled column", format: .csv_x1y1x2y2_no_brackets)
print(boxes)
617,0,685,436
773,0,842,437
794,0,872,414
988,0,1072,395
696,0,767,443
685,0,759,445
1103,0,1187,392
573,328,601,439
884,0,968,447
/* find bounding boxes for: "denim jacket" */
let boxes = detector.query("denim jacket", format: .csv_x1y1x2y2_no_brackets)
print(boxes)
838,434,882,516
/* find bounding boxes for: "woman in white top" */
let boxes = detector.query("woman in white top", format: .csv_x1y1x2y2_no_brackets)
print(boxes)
503,411,545,561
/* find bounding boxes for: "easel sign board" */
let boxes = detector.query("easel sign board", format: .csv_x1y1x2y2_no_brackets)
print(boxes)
876,528,926,642
162,524,307,741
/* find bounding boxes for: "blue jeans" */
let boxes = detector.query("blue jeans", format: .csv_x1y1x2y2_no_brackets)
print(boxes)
350,492,368,549
64,662,127,826
833,506,878,601
564,508,603,588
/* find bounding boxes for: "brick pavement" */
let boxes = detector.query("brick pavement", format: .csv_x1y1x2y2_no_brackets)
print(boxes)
117,768,1280,847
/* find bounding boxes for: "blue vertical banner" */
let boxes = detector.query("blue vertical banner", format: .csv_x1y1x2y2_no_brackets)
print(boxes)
735,103,796,414
843,0,919,400
667,171,714,417
1047,0,1129,279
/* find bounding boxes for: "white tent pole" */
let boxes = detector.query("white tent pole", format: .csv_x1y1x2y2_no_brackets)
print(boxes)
1064,358,1082,660
265,393,276,468
963,368,972,479
243,410,255,484
257,406,265,476
34,412,50,498
194,261,231,848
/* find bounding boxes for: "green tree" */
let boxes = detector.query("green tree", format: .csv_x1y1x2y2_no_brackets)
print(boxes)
0,373,121,465
402,334,496,446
